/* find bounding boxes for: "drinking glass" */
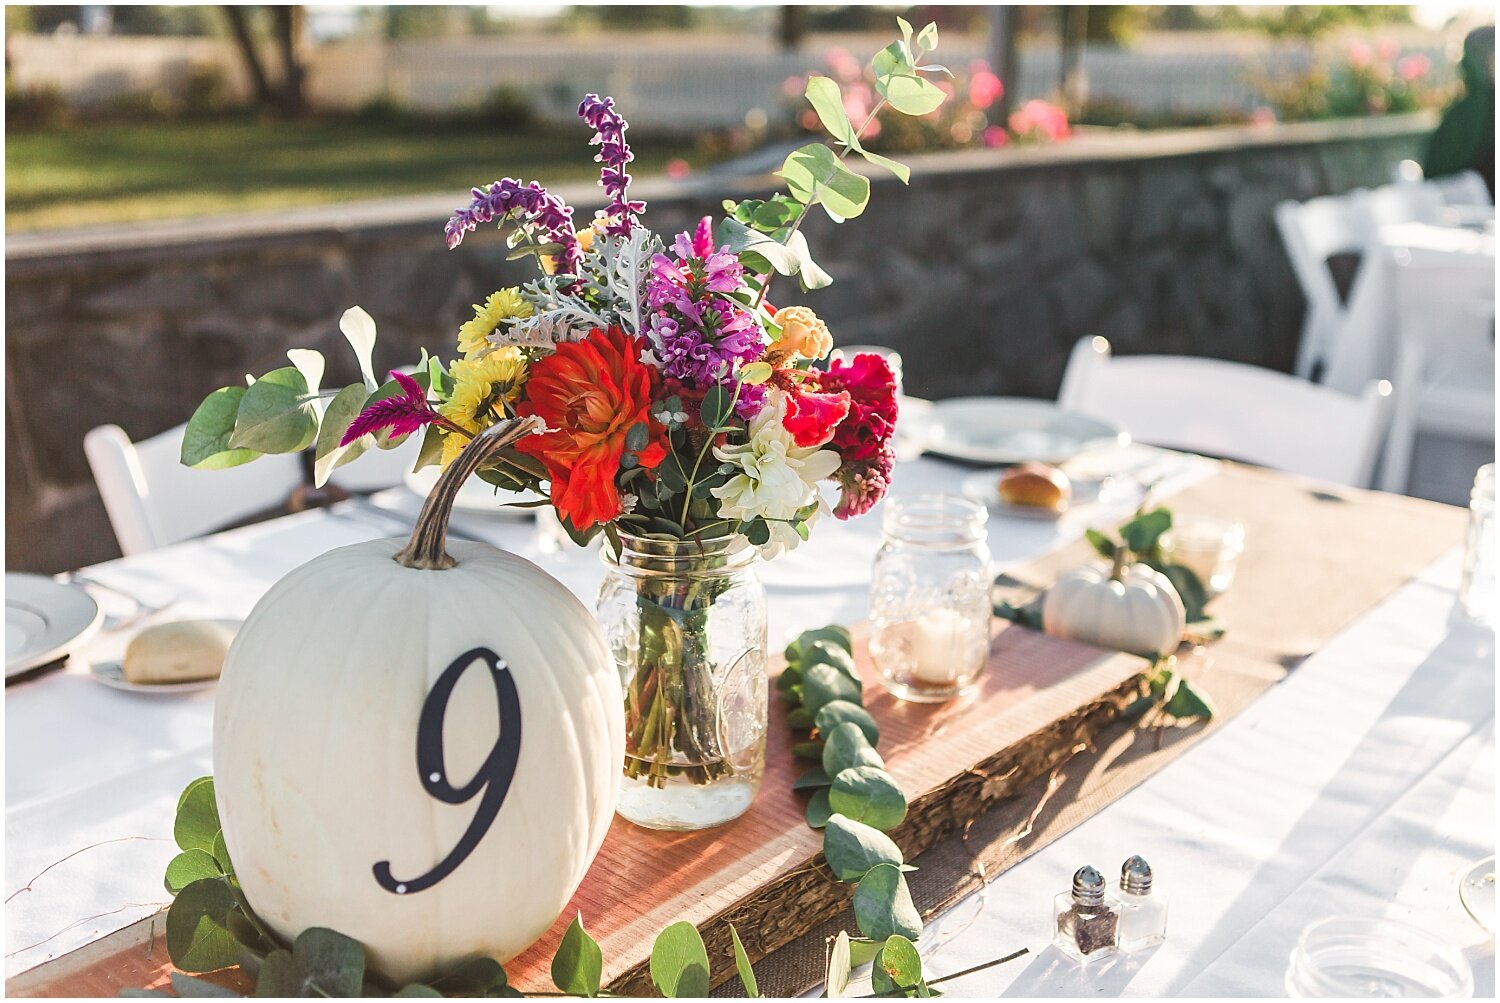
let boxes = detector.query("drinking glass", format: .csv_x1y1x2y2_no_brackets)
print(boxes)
1161,517,1245,598
1285,916,1473,998
1459,464,1494,626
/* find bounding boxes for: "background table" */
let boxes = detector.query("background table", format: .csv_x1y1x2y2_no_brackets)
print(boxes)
6,446,1490,996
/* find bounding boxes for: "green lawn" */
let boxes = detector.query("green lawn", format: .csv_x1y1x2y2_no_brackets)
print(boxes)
5,117,700,232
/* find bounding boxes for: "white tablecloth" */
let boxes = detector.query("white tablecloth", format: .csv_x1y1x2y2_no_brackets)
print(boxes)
7,446,1489,997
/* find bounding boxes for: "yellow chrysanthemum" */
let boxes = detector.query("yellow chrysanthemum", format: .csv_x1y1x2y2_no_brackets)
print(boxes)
457,289,532,359
436,348,528,467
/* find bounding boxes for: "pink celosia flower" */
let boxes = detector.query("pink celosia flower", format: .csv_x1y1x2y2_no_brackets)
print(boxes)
341,371,454,446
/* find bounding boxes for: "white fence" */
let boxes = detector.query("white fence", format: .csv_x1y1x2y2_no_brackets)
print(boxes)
8,31,1455,130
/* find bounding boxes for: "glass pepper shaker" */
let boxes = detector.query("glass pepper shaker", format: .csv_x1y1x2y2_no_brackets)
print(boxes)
1117,855,1168,952
1053,865,1120,963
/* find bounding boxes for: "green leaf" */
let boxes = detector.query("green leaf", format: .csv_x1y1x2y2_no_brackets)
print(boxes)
700,385,734,430
803,664,862,717
339,306,380,392
228,367,317,454
209,830,233,875
849,938,884,968
168,972,242,997
787,705,816,731
181,387,258,470
394,986,444,998
729,925,760,998
1161,563,1209,624
805,76,860,152
872,935,923,997
166,877,241,974
551,913,603,997
165,849,222,895
872,42,912,81
793,765,832,790
739,361,774,386
802,640,860,682
896,17,914,48
175,777,221,854
254,927,365,998
805,787,834,828
857,148,911,184
823,814,903,882
715,218,833,289
915,21,939,51
792,739,825,760
1120,508,1173,554
285,349,325,402
1085,528,1117,560
787,625,854,660
650,921,710,998
879,71,947,116
779,143,870,220
625,422,650,453
822,721,884,777
815,701,879,745
853,864,922,941
312,383,371,488
830,767,907,831
414,423,446,472
1163,675,1215,720
427,957,516,997
826,930,852,999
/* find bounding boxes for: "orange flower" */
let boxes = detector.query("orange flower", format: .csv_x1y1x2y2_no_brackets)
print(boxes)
515,327,668,531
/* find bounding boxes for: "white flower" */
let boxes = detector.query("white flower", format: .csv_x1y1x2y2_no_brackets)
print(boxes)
712,395,840,559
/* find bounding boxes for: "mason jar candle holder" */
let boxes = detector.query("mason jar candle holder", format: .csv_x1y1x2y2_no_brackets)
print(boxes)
869,494,992,702
1161,516,1245,598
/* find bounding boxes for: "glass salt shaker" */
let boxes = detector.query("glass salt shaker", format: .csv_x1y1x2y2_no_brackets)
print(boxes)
1117,855,1168,953
1053,865,1120,964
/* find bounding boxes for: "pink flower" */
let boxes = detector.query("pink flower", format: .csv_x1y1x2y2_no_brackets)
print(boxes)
984,125,1010,148
1348,41,1373,67
341,371,449,446
1251,106,1277,126
782,385,852,448
825,47,862,81
1011,100,1071,142
666,158,692,180
1377,38,1398,61
968,70,1003,110
783,75,805,97
1397,54,1431,81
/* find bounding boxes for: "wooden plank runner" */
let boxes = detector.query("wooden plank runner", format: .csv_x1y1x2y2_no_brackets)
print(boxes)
733,464,1469,996
12,465,1467,998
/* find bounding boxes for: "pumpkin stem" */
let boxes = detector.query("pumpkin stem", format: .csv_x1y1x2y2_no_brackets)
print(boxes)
394,417,547,570
1109,544,1129,582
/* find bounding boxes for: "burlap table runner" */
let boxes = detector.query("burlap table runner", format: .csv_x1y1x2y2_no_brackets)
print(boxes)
718,464,1467,997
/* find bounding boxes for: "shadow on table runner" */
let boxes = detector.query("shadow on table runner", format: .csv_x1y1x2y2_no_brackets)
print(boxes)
719,466,1467,998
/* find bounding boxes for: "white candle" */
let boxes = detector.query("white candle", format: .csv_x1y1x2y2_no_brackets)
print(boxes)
909,609,969,685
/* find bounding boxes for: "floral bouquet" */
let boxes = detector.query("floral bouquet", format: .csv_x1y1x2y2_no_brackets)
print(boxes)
183,19,950,826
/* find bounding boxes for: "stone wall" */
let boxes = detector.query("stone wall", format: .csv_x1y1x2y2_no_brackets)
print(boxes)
5,114,1433,573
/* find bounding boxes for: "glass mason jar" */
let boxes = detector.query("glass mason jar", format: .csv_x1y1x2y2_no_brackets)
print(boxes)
1459,463,1495,626
869,494,993,702
1284,916,1473,998
597,533,768,831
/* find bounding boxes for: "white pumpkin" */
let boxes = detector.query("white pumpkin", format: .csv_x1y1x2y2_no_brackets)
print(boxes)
1042,553,1186,659
214,419,623,984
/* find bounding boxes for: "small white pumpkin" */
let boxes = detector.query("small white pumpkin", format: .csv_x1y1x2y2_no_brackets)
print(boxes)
214,419,623,984
1042,551,1186,659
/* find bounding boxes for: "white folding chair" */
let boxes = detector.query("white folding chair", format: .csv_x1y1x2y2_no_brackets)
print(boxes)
1366,182,1446,227
1274,190,1378,382
1059,337,1394,489
1428,170,1493,208
1377,259,1496,494
85,423,421,555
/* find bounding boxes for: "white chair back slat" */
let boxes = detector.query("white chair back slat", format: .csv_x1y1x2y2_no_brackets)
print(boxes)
86,424,304,555
1059,337,1393,489
1429,170,1494,208
1274,190,1375,381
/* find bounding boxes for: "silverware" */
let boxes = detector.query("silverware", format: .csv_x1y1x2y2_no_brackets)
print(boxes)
61,571,180,631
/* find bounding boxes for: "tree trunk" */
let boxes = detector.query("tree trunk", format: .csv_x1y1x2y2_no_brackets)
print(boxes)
1059,5,1089,115
271,5,307,116
986,5,1019,129
222,6,274,108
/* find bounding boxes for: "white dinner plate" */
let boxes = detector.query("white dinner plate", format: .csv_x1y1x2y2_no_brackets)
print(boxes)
959,469,1113,521
404,467,543,517
89,619,244,694
925,398,1128,466
6,573,103,677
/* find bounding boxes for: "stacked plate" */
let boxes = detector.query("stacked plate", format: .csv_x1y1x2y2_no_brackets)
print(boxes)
5,573,102,679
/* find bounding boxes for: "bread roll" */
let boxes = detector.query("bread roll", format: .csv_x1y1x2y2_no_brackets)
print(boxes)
122,620,234,684
998,463,1072,512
